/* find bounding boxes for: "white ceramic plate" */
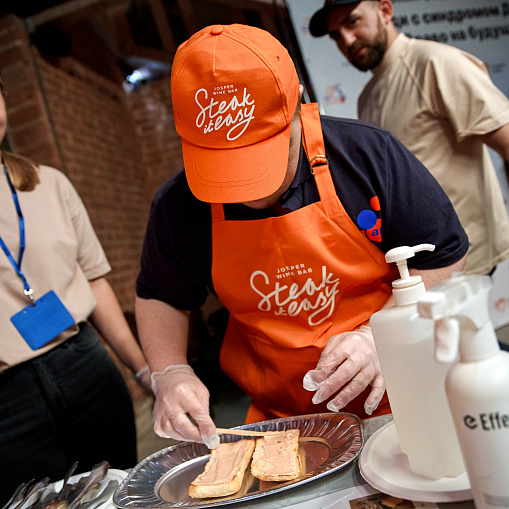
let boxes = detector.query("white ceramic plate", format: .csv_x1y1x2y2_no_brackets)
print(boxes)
359,421,472,503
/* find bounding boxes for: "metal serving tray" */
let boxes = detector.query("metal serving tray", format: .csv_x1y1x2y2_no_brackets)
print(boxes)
113,412,363,508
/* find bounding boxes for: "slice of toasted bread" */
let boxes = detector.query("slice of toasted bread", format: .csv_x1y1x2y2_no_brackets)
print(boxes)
251,429,302,482
188,439,255,498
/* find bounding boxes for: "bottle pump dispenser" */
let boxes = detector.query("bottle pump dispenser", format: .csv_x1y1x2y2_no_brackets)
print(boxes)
370,244,465,479
418,274,509,509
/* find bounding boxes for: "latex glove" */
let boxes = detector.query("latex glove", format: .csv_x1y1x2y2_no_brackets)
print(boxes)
302,326,385,415
133,365,152,393
151,364,219,449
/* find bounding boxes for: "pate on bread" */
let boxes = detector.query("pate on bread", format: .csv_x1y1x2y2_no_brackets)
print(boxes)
188,439,255,498
251,429,302,481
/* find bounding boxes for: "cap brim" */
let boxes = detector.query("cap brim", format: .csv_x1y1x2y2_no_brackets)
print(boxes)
309,1,360,37
183,123,292,204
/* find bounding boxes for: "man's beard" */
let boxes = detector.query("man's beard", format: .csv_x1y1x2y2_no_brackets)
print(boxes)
348,42,386,71
347,18,388,72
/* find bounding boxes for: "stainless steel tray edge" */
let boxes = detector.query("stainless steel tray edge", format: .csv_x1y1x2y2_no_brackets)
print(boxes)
113,412,364,509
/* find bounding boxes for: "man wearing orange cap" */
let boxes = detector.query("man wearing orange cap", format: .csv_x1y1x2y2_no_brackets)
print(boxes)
135,23,468,449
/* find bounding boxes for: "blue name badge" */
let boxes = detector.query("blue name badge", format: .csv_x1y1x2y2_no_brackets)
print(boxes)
10,290,75,350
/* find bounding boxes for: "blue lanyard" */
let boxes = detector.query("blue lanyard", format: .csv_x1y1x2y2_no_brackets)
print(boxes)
0,167,33,301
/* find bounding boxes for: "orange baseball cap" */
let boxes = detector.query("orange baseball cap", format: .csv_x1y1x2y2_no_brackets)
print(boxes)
171,24,300,203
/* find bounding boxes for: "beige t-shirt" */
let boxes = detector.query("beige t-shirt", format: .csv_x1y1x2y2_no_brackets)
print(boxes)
0,164,111,372
358,33,509,275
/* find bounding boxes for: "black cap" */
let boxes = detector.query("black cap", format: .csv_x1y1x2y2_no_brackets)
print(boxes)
309,0,377,37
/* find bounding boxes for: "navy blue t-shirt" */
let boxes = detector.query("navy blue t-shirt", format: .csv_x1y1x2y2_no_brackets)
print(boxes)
137,116,468,309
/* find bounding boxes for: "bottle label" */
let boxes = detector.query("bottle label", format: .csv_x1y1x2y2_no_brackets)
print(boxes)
479,483,509,508
455,409,509,508
463,412,509,432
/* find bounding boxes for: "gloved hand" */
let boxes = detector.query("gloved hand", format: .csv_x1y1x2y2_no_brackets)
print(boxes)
303,326,385,415
151,364,219,449
133,365,152,393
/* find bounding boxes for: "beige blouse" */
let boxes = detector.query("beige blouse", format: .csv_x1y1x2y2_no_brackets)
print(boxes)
0,164,110,372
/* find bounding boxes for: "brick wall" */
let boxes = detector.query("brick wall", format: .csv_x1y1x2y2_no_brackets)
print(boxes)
127,77,184,203
39,58,148,310
0,16,62,168
0,14,183,313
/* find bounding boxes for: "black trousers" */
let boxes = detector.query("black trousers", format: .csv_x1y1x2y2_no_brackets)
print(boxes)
0,323,137,504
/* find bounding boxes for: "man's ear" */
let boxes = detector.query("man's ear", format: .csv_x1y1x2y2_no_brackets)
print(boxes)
378,0,394,23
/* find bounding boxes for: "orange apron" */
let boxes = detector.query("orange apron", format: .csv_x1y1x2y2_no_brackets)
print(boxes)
211,103,397,423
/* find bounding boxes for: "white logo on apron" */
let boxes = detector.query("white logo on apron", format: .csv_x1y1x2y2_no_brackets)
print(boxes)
250,266,340,326
195,88,255,140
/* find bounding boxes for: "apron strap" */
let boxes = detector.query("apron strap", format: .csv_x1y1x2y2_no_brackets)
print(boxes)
211,202,225,223
299,103,337,203
211,102,340,221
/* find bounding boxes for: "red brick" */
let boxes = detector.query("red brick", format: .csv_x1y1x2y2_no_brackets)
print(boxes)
0,44,32,67
0,14,23,32
7,102,45,127
1,63,38,90
21,143,61,168
4,84,40,106
0,27,28,46
9,119,53,150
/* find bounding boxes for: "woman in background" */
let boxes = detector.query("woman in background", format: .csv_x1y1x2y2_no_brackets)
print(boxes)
0,76,150,503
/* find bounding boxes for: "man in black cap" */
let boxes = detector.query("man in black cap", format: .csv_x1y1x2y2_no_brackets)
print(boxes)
310,0,385,73
309,0,509,277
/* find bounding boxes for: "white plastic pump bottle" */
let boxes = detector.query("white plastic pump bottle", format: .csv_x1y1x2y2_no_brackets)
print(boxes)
370,244,465,480
418,274,509,509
